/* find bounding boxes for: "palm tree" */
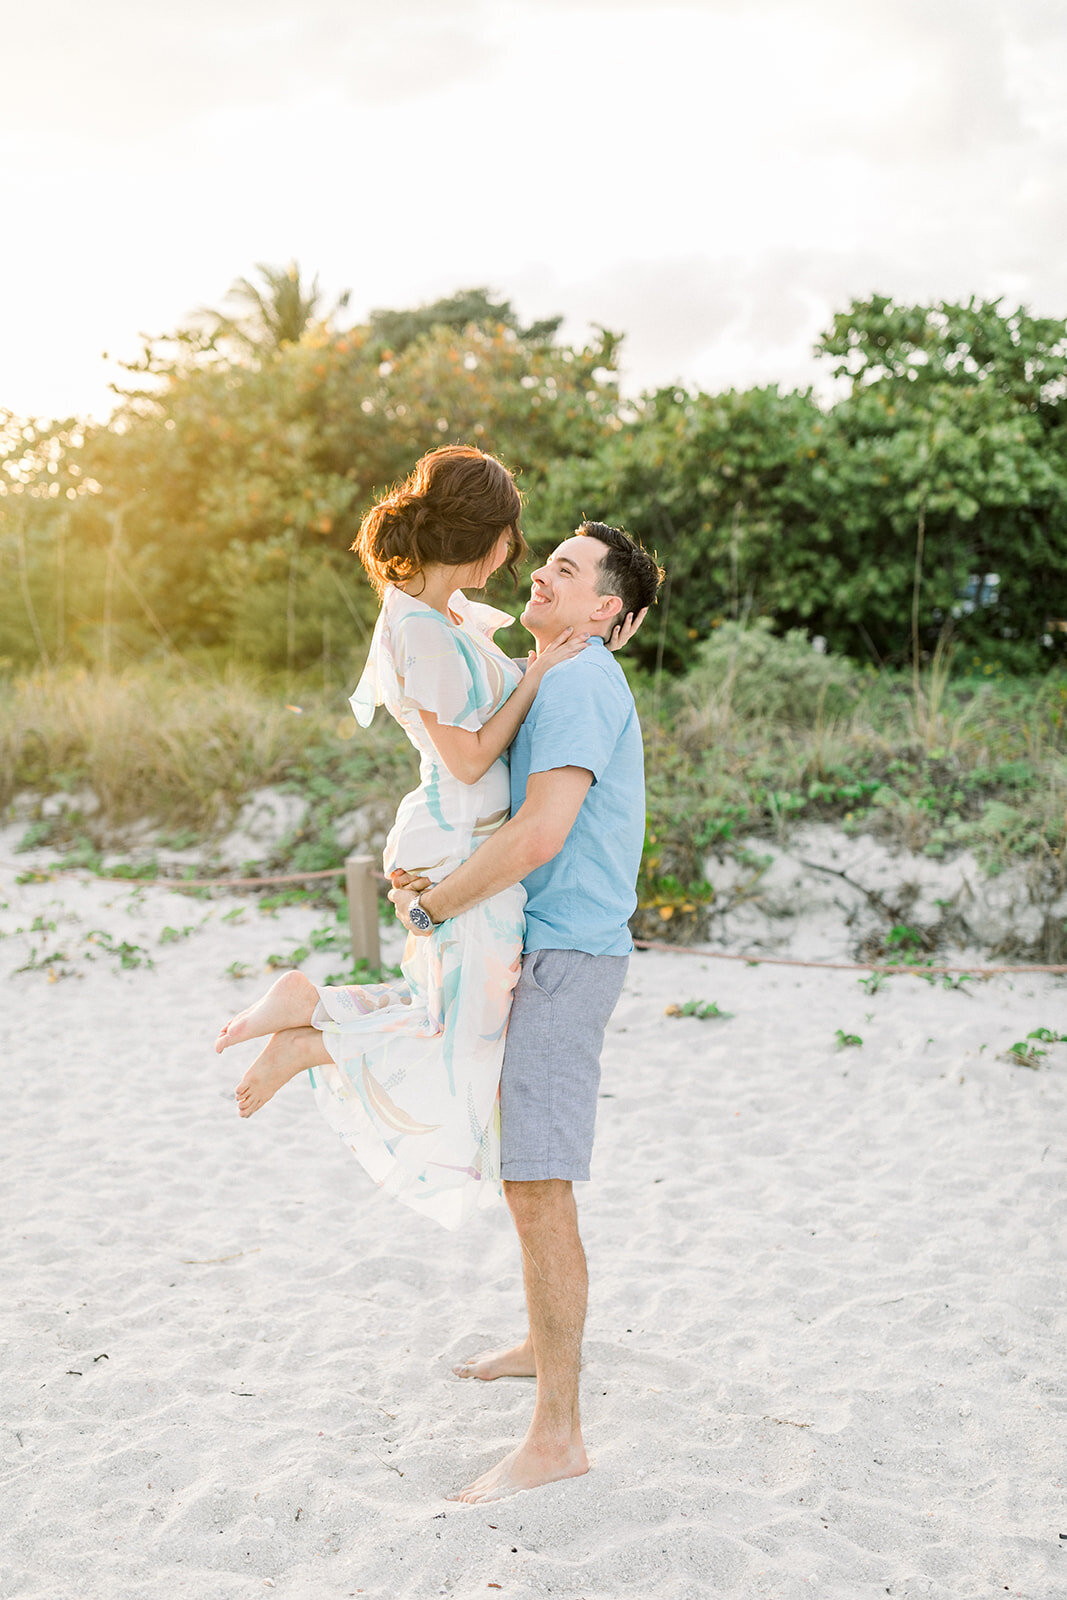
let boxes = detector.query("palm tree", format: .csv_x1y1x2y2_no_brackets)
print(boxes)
199,262,351,353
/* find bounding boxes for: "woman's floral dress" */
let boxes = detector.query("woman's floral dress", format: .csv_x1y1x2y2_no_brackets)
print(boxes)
309,583,526,1230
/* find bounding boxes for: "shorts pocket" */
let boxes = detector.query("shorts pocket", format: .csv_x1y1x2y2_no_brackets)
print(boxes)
526,949,574,999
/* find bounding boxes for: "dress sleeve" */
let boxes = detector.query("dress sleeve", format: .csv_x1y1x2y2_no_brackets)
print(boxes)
460,596,515,637
349,615,385,728
394,611,487,732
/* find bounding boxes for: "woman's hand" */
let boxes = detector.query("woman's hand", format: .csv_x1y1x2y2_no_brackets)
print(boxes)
390,867,432,893
607,607,648,652
524,626,589,683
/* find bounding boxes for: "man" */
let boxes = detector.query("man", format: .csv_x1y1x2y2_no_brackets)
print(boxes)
390,520,664,1504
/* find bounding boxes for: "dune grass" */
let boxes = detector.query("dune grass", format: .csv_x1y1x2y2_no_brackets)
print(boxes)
635,639,1067,939
0,661,415,853
2,649,1065,931
2,664,321,826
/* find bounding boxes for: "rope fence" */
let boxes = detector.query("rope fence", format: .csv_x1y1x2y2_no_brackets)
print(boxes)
4,855,1065,978
0,859,350,889
628,937,1067,977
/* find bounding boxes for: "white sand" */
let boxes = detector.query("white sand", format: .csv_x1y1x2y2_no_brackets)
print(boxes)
3,859,1065,1600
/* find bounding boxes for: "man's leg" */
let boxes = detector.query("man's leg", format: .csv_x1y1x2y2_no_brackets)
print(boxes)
511,1179,588,1445
449,949,626,1498
449,1178,589,1503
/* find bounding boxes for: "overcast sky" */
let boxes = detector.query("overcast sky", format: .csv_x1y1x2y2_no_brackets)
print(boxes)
2,0,1064,421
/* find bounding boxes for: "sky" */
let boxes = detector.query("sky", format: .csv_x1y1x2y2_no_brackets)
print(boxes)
2,0,1064,421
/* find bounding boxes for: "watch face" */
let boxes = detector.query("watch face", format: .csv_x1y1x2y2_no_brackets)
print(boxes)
409,903,433,932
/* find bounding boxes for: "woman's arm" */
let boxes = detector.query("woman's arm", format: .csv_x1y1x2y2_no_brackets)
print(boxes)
419,629,586,785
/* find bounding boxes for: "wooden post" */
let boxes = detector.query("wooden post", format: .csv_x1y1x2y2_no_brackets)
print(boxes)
345,853,380,971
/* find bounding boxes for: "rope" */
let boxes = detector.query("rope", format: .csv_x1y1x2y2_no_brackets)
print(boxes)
0,860,398,889
134,867,351,888
3,859,1063,976
0,860,349,889
631,937,1067,977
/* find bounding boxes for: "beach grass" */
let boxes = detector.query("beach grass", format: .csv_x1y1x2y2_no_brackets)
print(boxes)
635,638,1067,929
2,653,1065,915
0,660,414,838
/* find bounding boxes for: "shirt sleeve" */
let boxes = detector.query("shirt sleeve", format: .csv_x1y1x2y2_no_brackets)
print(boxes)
394,611,486,732
523,658,625,785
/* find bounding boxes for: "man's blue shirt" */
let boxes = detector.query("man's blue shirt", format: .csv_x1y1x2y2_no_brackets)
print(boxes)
509,638,644,957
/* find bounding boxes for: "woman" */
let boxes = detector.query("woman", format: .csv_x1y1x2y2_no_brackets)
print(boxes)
214,445,589,1230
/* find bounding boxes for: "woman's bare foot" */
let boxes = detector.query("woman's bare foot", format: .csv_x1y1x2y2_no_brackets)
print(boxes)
234,1026,330,1117
452,1339,536,1381
216,969,319,1054
447,1431,588,1504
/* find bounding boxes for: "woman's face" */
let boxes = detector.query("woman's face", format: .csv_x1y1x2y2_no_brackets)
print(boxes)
477,527,513,583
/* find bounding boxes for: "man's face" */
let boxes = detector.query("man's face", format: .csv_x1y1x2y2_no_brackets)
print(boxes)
520,535,622,640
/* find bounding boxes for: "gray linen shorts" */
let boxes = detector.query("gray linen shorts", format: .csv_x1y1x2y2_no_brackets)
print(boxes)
500,948,629,1183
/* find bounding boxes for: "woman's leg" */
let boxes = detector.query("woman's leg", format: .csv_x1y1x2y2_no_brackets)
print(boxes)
235,1025,333,1117
216,969,320,1053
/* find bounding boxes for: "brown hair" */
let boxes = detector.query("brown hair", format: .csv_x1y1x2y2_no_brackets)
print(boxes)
355,445,525,597
577,520,665,618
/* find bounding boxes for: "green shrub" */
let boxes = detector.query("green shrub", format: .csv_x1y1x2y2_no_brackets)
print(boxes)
678,617,862,727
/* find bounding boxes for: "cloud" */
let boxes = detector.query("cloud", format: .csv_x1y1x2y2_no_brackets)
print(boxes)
0,1,497,139
2,0,1063,420
529,214,1066,403
742,0,1029,163
511,252,836,395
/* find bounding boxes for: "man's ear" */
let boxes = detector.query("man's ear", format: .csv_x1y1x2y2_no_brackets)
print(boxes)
591,593,624,623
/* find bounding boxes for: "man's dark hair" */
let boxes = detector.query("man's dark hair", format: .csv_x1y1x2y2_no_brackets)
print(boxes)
577,520,665,620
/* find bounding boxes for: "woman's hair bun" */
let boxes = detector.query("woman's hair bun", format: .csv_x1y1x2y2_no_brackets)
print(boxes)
354,445,525,596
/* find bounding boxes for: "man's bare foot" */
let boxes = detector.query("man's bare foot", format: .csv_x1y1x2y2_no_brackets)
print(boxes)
452,1340,536,1381
447,1434,588,1504
234,1026,329,1117
216,969,318,1054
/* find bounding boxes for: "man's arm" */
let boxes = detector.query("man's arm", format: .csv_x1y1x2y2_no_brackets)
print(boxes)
391,766,593,929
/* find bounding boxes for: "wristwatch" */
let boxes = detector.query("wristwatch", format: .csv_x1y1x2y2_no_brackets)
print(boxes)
407,894,436,935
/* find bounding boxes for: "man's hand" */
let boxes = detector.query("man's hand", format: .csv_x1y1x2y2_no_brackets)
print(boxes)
388,867,433,933
387,884,432,935
607,607,648,652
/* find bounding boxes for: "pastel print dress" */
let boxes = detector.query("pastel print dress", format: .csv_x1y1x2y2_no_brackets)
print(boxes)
309,584,526,1230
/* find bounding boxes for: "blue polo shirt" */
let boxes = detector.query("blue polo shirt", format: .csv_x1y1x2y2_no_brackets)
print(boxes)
509,638,644,956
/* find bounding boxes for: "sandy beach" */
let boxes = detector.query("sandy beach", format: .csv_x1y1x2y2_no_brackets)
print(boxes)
3,854,1065,1600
